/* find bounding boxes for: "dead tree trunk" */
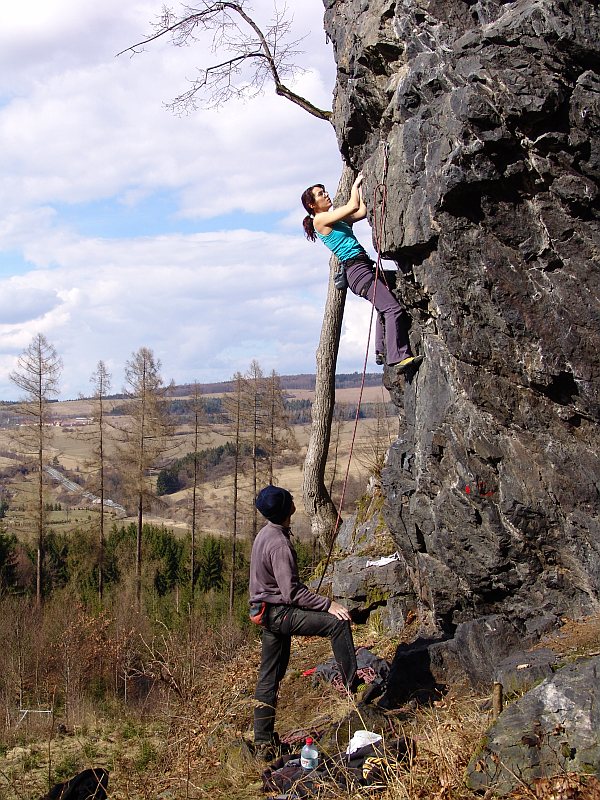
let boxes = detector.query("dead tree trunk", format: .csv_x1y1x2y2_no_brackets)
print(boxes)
302,164,356,545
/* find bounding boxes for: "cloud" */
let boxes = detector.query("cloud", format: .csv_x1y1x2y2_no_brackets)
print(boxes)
0,0,387,401
0,222,391,399
0,226,335,398
0,279,60,324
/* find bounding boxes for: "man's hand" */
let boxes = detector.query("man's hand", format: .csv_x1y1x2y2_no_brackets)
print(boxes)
328,600,352,621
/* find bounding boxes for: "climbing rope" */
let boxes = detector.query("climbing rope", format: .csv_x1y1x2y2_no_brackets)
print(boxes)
316,144,390,592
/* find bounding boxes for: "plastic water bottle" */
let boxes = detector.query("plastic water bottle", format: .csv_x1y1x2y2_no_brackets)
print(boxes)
300,737,319,770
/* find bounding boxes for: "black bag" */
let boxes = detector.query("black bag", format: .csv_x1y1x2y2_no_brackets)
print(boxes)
41,768,108,800
262,756,324,797
333,263,348,290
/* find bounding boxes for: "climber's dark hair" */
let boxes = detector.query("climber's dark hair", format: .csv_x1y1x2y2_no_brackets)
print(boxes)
301,184,324,242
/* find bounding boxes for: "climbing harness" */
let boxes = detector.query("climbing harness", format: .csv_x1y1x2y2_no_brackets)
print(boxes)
317,143,391,591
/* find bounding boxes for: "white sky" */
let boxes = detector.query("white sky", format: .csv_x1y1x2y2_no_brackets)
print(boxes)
0,0,380,400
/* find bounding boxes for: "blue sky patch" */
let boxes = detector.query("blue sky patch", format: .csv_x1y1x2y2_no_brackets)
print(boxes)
52,193,284,239
0,250,35,277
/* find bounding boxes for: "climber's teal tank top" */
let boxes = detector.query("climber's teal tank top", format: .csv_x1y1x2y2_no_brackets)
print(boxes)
316,221,366,262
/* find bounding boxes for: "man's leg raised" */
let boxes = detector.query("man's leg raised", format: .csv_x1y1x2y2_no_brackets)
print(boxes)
285,607,358,690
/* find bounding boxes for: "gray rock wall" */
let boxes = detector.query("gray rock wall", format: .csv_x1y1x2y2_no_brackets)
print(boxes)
466,655,600,794
323,0,600,630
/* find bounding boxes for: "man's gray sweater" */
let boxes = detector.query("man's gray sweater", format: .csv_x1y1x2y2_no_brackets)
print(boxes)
249,521,330,611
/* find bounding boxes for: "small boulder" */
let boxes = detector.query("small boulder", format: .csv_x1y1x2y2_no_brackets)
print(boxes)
466,655,600,796
493,648,557,695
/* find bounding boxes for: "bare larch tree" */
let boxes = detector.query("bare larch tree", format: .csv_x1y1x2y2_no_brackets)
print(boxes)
245,359,269,540
89,360,112,604
222,371,246,614
188,382,206,600
119,347,172,611
9,333,62,607
265,369,298,485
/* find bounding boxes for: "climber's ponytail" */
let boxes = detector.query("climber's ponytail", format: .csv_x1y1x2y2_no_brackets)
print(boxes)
301,184,324,242
303,215,316,241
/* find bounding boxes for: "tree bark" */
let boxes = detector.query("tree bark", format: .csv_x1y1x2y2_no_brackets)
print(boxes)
302,164,356,545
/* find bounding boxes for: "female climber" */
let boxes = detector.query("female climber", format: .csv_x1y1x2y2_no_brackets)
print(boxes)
301,172,422,374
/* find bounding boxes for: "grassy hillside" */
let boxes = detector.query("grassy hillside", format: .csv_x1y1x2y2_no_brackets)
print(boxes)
0,379,395,542
0,600,597,799
1,377,599,798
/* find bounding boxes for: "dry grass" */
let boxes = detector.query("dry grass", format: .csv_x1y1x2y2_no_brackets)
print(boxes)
2,618,600,798
382,695,488,800
537,616,600,660
150,620,600,799
137,631,493,800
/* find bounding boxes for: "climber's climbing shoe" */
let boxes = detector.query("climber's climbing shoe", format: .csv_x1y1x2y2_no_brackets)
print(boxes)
394,354,424,374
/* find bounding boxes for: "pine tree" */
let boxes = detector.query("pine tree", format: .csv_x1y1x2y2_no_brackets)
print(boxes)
197,536,224,593
0,530,17,591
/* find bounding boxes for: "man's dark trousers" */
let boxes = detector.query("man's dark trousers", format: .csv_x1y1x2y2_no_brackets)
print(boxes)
254,604,357,743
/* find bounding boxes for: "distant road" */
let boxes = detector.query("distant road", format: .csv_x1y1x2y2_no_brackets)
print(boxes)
44,465,126,514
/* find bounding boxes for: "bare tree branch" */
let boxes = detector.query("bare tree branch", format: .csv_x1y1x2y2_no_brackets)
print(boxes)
117,1,331,121
120,2,344,544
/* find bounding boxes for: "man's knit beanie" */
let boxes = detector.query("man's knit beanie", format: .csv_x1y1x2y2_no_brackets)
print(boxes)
255,485,294,524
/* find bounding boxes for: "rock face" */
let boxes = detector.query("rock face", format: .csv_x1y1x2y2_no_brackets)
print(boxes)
466,655,600,795
323,0,600,632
